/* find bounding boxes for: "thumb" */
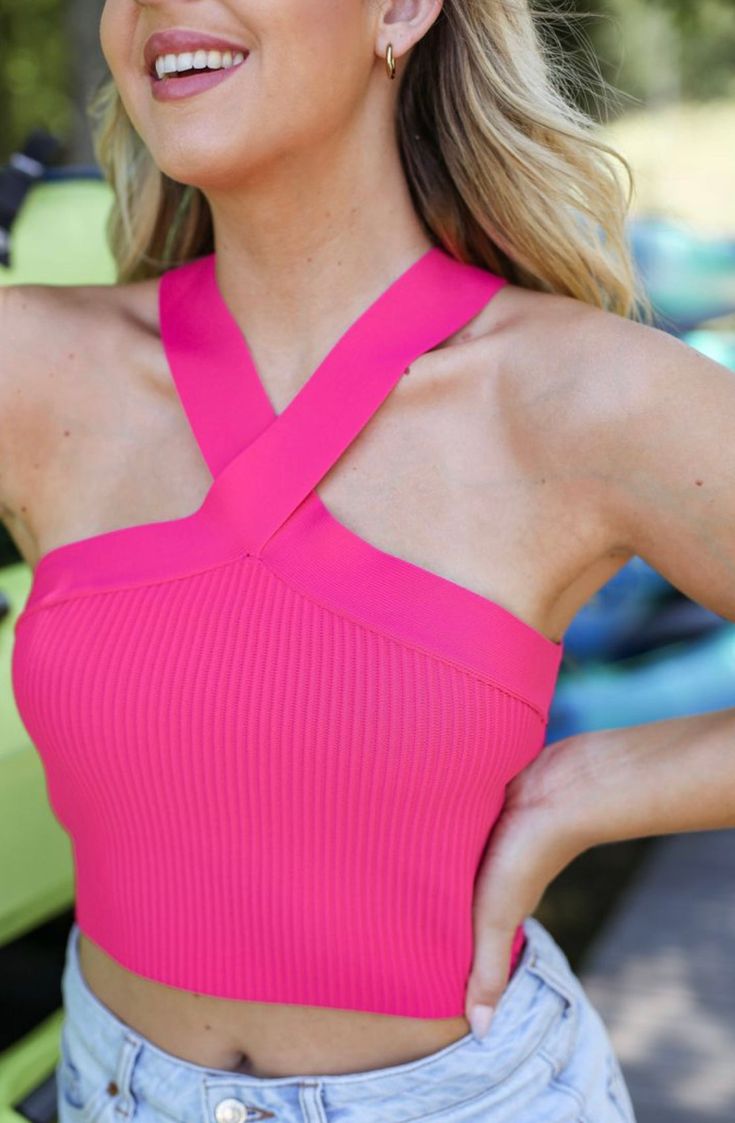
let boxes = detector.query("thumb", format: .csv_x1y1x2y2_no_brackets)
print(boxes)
464,921,518,1041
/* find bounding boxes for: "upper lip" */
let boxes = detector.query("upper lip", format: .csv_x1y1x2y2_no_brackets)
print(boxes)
143,30,249,76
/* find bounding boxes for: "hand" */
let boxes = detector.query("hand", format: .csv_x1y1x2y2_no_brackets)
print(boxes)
464,734,594,1038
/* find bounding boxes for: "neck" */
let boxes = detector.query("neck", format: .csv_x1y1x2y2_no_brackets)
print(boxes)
201,131,435,382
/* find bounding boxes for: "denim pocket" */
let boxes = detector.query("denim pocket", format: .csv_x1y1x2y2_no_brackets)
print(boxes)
399,950,583,1120
57,1024,120,1123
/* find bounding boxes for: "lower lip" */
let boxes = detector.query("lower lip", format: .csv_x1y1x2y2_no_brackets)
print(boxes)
149,56,248,101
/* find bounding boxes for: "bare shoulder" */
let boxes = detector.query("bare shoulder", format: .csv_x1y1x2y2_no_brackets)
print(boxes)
0,279,155,523
0,283,77,515
479,282,671,547
484,281,666,451
510,286,715,480
496,283,735,624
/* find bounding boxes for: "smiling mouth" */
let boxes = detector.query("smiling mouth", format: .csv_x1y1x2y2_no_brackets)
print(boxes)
150,49,248,81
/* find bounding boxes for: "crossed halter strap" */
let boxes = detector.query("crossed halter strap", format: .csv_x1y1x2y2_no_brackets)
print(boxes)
158,244,508,557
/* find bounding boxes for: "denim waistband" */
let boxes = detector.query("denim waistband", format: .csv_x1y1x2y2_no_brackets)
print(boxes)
59,915,582,1123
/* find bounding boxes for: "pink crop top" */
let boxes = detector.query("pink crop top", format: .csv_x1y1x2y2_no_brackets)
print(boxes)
12,244,564,1017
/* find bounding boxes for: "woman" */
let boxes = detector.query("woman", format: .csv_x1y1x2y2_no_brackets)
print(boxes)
5,0,735,1120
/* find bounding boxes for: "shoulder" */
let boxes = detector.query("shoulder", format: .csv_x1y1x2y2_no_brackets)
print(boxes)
0,280,137,431
474,280,665,530
0,278,136,397
472,281,622,429
0,284,79,510
488,282,735,560
496,282,718,471
480,280,675,444
0,279,156,514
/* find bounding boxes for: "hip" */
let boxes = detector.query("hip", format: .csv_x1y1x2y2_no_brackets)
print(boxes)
56,915,637,1123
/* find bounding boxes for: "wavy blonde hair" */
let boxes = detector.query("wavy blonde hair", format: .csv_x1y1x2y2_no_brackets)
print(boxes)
88,0,653,322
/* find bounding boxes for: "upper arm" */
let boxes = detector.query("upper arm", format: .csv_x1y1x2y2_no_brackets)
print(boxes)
0,283,27,516
0,282,87,521
580,312,735,624
0,282,130,566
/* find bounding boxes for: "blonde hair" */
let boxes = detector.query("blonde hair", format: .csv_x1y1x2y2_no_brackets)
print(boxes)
88,0,653,322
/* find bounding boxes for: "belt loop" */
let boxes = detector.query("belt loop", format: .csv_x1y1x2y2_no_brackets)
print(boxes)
298,1080,327,1123
112,1033,144,1118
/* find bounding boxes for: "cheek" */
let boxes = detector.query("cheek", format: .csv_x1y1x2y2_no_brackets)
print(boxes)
95,0,374,184
99,0,131,80
98,0,146,131
258,4,372,134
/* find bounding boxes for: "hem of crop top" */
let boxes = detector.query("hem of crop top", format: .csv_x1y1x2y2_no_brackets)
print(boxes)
69,913,529,1016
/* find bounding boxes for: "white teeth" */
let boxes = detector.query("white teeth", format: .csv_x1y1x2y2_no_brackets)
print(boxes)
153,48,247,79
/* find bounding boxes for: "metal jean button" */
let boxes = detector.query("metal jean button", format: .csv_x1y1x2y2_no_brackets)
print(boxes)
214,1098,250,1123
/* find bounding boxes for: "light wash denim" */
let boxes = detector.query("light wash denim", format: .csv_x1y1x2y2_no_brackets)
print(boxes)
56,915,637,1123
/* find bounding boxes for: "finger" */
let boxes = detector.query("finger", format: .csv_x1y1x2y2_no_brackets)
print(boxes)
464,920,518,1040
462,824,542,1039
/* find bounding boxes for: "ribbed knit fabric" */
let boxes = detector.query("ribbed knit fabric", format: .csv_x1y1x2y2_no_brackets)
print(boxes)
12,245,564,1017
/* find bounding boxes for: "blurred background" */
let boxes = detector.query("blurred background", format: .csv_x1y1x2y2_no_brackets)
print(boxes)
0,2,734,1122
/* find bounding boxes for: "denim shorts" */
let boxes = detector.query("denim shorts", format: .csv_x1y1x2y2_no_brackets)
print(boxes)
56,915,637,1123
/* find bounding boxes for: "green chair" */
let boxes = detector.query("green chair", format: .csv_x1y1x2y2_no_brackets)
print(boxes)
0,164,116,1123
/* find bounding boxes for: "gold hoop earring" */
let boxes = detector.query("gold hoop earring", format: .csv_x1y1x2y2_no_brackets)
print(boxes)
385,43,396,80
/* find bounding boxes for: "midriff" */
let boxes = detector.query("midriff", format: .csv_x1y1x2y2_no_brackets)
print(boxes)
77,931,473,1078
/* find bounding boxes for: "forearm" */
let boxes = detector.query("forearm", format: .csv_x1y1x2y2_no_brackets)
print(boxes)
523,706,735,851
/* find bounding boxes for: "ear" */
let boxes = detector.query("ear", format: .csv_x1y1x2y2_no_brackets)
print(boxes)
374,0,444,64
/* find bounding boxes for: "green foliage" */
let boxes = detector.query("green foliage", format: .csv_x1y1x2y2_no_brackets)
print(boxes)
0,0,71,159
661,0,735,99
597,0,735,104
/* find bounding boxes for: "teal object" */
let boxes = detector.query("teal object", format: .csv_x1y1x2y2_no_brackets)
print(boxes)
548,624,735,742
682,329,735,372
629,216,735,333
560,556,672,663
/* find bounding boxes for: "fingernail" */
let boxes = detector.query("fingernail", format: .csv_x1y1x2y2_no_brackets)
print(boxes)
469,1003,494,1041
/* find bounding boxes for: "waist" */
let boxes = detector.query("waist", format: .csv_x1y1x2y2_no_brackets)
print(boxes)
73,924,528,1078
